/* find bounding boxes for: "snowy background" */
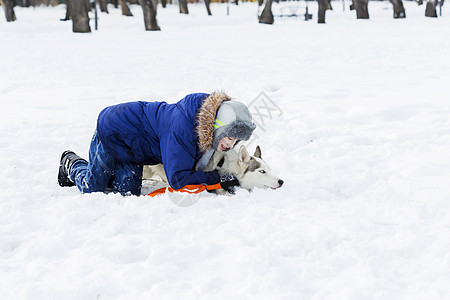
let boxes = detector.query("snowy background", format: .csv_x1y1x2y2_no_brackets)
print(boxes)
1,2,450,299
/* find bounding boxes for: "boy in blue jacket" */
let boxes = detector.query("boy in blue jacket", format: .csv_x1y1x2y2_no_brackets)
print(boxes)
58,91,256,196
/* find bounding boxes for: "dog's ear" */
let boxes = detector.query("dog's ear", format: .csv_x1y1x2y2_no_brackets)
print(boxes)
254,146,262,158
239,145,251,164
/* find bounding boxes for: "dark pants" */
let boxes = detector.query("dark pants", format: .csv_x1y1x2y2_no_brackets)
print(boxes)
69,132,143,196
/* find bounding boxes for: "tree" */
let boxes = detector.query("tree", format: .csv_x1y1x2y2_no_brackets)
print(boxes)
119,0,133,16
425,0,438,16
389,0,406,18
98,0,109,13
70,0,91,32
317,0,332,23
139,0,160,31
350,0,369,19
1,0,17,22
204,0,212,15
179,0,188,14
20,0,31,7
259,0,274,24
67,0,91,32
60,0,72,21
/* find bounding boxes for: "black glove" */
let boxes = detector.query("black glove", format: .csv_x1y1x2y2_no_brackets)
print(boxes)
220,174,240,194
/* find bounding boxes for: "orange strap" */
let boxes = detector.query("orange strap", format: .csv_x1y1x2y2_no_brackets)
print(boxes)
147,183,222,197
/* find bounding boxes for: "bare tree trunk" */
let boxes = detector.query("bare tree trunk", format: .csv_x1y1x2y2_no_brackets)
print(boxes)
317,0,332,23
350,0,369,19
204,0,212,15
33,0,47,5
425,0,438,16
179,0,188,14
2,0,17,22
389,0,406,18
98,0,109,13
259,0,274,24
161,0,167,8
70,0,91,32
258,0,263,6
119,0,133,16
61,0,73,20
140,0,160,31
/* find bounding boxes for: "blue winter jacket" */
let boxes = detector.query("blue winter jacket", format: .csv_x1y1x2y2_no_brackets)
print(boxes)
96,93,221,189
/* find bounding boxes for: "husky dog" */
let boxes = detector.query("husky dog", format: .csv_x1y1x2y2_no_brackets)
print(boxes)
143,145,283,194
208,145,284,192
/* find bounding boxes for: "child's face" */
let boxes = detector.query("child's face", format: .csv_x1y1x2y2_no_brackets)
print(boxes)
217,137,237,152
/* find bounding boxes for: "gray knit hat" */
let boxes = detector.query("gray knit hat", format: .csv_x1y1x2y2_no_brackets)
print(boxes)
212,100,256,150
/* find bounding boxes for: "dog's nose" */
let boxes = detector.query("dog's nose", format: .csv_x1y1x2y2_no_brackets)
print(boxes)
278,179,284,187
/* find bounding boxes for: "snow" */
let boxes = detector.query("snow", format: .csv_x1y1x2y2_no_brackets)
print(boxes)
1,2,450,299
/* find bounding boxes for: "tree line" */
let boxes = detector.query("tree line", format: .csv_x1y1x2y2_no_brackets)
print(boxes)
259,0,444,23
1,0,446,32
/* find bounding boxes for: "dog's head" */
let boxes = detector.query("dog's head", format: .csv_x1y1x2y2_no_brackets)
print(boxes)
237,145,284,191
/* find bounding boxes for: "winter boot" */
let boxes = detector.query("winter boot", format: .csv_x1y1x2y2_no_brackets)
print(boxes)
58,150,87,187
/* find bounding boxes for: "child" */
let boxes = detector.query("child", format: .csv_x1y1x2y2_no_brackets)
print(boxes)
58,91,256,196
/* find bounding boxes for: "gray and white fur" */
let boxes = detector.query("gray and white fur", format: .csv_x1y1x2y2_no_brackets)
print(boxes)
207,145,284,193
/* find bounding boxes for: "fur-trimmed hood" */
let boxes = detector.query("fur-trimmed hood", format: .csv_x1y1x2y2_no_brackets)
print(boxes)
196,91,232,153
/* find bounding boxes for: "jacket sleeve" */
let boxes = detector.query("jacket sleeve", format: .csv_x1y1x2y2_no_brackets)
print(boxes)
160,132,221,190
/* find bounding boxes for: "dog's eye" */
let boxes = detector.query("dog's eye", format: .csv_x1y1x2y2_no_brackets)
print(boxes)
259,170,266,174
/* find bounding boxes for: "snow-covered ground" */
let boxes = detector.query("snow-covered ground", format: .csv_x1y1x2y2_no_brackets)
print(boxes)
1,2,450,299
